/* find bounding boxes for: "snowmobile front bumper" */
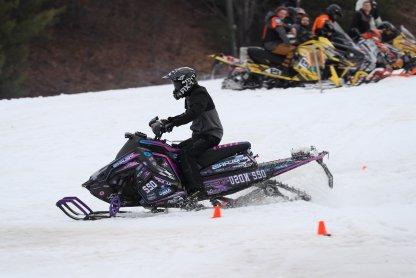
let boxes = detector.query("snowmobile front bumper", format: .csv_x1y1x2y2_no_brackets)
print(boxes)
56,196,122,220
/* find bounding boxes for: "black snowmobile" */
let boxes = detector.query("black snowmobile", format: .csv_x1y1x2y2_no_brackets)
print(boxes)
56,118,333,220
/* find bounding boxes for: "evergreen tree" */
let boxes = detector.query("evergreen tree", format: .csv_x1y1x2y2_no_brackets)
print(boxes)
0,0,63,99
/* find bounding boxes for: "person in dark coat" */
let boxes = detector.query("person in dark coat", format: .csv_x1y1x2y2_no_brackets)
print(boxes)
356,0,382,26
350,0,374,35
294,14,312,44
160,67,223,199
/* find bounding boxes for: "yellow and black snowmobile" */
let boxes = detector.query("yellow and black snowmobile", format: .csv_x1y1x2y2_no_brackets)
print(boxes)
210,37,366,90
386,25,416,57
378,23,416,75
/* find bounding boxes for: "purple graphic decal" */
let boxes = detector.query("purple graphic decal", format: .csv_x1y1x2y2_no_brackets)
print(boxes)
112,152,141,168
116,161,140,172
153,153,180,177
140,140,180,153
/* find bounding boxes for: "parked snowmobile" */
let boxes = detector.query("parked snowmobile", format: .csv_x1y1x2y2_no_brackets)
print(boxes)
56,118,333,220
328,23,376,84
328,22,413,83
381,24,416,57
379,24,416,74
211,35,368,90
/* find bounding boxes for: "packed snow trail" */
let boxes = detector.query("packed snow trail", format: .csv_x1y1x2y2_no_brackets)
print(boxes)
1,77,416,277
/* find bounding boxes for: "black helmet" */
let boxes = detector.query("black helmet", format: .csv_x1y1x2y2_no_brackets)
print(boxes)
163,67,197,100
378,21,399,42
326,4,343,21
377,21,397,33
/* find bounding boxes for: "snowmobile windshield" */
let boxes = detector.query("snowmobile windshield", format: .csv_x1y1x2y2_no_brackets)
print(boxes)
331,22,360,50
321,43,341,59
400,26,416,43
329,22,365,62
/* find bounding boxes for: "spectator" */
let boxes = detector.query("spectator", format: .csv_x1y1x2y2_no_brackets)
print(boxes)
351,0,382,39
294,14,312,44
356,0,382,27
262,6,296,71
351,0,374,34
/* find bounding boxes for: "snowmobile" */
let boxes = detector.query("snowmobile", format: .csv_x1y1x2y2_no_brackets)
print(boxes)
324,22,411,84
328,23,377,85
56,118,333,221
379,24,416,75
356,32,416,79
210,36,367,90
380,23,416,58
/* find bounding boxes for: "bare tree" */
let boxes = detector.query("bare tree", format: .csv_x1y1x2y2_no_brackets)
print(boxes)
234,0,259,46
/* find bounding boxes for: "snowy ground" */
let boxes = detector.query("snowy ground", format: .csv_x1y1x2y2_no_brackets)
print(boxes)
1,77,416,277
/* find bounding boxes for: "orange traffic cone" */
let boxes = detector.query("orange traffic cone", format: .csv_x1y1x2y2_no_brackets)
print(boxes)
317,220,331,236
212,205,222,218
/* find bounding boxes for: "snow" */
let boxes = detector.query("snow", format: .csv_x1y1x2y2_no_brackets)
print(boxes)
1,77,416,277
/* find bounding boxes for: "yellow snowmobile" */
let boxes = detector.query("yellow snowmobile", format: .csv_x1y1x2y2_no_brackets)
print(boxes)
391,26,416,57
379,23,416,75
210,37,367,90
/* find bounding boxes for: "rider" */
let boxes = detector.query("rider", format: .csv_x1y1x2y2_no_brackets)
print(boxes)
262,6,296,72
312,4,343,38
160,67,223,199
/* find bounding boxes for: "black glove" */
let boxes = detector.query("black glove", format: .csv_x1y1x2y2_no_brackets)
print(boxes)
160,119,174,133
148,116,159,127
150,120,164,138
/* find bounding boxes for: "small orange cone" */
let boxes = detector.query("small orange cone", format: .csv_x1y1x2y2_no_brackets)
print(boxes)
212,205,222,218
317,220,331,236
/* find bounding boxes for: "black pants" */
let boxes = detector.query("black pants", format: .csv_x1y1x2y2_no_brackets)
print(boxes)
177,134,221,194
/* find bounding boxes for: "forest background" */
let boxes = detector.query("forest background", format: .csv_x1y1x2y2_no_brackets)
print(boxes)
1,0,415,99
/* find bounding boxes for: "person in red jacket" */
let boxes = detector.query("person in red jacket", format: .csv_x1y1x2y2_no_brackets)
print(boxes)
312,4,343,37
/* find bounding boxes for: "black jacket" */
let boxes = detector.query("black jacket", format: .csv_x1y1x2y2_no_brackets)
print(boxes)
168,85,223,139
350,10,373,34
294,24,311,44
262,13,291,50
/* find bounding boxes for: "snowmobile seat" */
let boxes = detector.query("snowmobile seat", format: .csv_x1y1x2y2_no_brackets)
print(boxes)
247,47,285,66
197,142,251,168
